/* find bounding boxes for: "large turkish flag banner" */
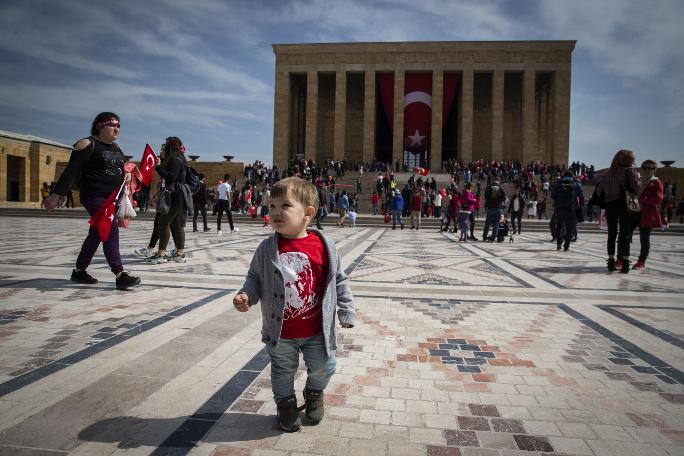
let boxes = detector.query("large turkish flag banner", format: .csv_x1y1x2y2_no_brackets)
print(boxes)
139,144,157,187
404,73,432,155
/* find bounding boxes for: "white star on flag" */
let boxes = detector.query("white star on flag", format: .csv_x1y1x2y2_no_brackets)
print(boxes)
407,129,425,147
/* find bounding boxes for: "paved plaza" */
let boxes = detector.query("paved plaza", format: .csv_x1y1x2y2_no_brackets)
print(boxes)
0,215,683,456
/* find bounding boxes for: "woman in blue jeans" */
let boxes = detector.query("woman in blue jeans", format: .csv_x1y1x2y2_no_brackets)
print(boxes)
44,112,141,290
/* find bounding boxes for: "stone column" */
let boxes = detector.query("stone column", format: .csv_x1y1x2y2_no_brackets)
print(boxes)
430,70,443,170
522,69,538,163
273,70,290,170
362,69,376,163
459,69,473,162
305,71,318,161
0,149,6,201
333,68,347,161
553,69,571,166
392,70,405,169
491,69,504,162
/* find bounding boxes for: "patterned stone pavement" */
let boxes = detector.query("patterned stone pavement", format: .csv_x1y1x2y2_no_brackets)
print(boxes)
0,215,682,456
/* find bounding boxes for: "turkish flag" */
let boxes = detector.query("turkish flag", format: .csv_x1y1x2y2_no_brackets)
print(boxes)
414,167,430,177
139,144,157,187
88,183,123,242
404,73,432,155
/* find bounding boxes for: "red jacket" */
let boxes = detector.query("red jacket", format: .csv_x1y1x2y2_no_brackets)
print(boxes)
411,194,423,211
639,178,664,228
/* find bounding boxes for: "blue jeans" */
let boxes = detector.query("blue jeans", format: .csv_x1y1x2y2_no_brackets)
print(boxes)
392,210,404,227
267,333,336,401
482,208,502,241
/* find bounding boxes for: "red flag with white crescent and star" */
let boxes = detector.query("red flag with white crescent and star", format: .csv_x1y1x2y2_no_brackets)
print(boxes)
404,73,432,155
88,182,124,242
139,144,157,187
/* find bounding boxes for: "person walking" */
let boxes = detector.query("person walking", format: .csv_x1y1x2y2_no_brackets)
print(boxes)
192,173,210,232
336,191,349,227
596,149,641,273
147,137,193,264
551,171,578,251
216,174,237,234
410,188,423,230
44,112,140,290
633,160,664,270
391,189,405,230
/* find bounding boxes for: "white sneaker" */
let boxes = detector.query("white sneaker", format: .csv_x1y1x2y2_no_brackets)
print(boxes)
217,230,223,235
134,247,151,257
231,227,239,233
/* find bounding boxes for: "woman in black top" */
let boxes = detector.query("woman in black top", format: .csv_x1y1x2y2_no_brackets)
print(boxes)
45,112,141,290
146,137,189,264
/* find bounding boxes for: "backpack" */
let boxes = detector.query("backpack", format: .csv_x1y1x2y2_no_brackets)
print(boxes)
554,182,575,210
185,165,201,195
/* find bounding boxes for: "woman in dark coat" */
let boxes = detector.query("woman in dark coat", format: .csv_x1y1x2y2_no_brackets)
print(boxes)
633,160,664,270
147,137,190,264
595,149,641,273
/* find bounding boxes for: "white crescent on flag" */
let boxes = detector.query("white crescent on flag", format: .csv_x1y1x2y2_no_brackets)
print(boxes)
145,152,155,172
403,91,432,109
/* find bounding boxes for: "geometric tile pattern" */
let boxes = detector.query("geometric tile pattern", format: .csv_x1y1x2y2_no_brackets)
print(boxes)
0,215,682,456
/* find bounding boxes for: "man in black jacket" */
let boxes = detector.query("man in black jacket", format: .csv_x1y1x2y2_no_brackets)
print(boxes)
192,173,210,232
482,177,506,242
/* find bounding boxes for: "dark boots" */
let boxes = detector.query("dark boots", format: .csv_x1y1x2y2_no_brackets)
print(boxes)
607,258,616,272
276,396,301,432
619,259,630,274
303,388,325,424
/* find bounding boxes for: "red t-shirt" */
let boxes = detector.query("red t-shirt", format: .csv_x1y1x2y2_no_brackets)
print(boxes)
277,232,328,339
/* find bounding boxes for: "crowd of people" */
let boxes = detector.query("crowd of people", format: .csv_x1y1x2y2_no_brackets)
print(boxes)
44,112,681,291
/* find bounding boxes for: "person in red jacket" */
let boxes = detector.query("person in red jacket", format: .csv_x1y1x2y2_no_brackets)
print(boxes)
633,160,664,270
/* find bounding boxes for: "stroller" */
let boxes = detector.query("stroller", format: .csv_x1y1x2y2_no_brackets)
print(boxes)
496,214,510,243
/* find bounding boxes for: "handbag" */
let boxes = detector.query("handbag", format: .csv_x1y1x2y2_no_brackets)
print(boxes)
624,169,640,213
156,188,172,215
588,186,606,209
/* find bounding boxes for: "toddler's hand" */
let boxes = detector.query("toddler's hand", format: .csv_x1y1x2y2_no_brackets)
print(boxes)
340,322,353,328
233,293,250,312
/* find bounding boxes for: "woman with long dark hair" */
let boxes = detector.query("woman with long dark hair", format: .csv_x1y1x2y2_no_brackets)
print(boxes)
596,149,641,273
45,112,141,290
146,137,192,264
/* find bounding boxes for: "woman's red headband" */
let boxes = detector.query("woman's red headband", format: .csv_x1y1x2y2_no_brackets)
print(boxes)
96,118,120,130
167,139,186,153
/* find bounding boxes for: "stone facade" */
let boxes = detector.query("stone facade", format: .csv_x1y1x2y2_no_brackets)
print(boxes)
272,41,575,170
0,132,73,205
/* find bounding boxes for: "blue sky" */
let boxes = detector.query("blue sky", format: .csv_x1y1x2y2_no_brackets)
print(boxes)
1,0,682,169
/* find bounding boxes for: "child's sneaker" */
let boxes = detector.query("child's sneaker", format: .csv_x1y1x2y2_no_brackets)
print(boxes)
632,261,645,270
303,388,324,424
276,396,301,432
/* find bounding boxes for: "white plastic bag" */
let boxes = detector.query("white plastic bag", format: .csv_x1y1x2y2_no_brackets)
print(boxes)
117,188,137,220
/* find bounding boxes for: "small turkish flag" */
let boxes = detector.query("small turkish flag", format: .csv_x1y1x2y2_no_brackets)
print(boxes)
88,183,123,242
140,144,157,187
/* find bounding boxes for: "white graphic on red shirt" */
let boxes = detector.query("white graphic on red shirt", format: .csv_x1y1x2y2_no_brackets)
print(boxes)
279,252,320,321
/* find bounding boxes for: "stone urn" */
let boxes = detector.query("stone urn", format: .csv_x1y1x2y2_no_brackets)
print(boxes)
223,155,234,162
188,155,199,162
660,161,675,168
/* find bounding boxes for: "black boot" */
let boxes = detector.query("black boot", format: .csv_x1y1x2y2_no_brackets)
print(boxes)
303,388,325,424
607,258,616,272
71,269,98,284
619,259,630,274
276,395,301,432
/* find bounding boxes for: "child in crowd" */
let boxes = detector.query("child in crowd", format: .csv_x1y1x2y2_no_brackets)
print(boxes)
233,177,356,432
457,207,471,241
